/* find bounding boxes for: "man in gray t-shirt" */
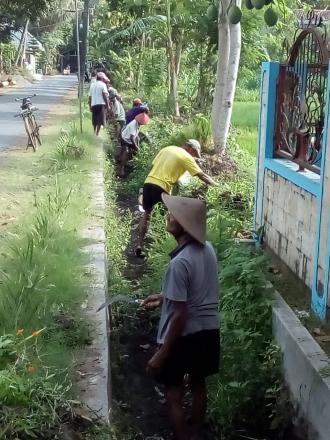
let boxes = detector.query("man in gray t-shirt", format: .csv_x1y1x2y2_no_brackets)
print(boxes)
143,194,220,440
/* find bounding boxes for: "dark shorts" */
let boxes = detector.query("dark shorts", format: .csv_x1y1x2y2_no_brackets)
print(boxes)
92,105,105,127
120,138,135,152
155,329,220,387
142,183,167,212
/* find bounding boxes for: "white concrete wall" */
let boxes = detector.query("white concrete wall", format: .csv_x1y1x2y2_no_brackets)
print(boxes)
262,171,319,288
273,293,330,440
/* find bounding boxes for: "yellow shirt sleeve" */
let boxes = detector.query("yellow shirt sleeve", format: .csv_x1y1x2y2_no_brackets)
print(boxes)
182,155,202,176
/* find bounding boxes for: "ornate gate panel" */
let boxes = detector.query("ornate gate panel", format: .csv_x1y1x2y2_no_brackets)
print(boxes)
275,19,329,174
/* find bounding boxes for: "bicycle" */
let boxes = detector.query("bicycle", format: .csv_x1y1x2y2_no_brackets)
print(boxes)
15,94,42,151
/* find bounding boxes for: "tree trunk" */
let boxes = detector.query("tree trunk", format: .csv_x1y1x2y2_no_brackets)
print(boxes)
137,33,145,93
218,0,242,150
175,29,183,77
166,0,180,117
211,0,242,154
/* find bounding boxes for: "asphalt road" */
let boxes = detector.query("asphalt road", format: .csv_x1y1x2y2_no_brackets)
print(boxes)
0,75,77,151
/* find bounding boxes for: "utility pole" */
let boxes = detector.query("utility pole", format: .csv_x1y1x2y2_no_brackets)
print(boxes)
80,0,91,98
75,0,83,133
15,19,29,67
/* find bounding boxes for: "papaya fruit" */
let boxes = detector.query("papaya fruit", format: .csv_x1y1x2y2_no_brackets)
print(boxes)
251,0,265,9
228,6,242,24
264,7,278,26
245,0,254,9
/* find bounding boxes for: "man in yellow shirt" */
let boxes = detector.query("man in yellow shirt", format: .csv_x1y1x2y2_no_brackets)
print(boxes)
136,139,216,257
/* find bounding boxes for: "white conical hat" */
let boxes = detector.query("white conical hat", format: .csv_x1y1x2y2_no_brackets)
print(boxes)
162,194,206,245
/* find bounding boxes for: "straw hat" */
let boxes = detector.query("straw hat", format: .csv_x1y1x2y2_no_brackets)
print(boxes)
162,194,206,245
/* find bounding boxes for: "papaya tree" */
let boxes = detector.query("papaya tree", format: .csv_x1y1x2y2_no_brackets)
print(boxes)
211,0,289,153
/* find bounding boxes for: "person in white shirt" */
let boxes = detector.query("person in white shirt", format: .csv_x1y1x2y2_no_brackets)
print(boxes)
88,72,110,135
109,89,126,140
119,112,150,177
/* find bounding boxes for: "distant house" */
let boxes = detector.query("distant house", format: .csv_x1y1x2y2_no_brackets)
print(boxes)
11,30,44,74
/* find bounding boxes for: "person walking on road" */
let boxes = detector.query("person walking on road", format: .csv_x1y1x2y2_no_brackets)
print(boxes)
143,194,220,440
88,72,110,136
136,140,216,257
119,112,150,177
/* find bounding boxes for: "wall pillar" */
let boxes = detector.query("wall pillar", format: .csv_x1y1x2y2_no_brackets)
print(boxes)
312,63,330,319
254,61,279,230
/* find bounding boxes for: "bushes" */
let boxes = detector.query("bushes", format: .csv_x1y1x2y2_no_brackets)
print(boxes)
169,113,213,152
208,245,280,437
52,123,85,170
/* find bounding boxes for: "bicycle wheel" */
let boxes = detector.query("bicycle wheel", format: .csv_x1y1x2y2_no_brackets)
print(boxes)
23,115,37,152
28,113,42,146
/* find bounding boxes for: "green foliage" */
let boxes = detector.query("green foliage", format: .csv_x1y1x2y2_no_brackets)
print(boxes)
208,246,281,437
53,124,86,170
39,21,72,73
234,86,259,102
0,363,72,439
0,0,55,20
232,101,259,129
0,43,16,73
102,15,167,47
105,156,132,294
169,114,213,152
0,179,87,333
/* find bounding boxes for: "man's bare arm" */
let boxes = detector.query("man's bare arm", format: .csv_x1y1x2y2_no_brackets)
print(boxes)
196,172,217,186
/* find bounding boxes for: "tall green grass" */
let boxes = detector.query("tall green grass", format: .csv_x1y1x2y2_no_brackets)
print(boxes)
232,101,259,158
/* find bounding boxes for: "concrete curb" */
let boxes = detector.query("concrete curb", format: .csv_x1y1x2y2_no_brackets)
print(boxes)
77,145,110,421
273,292,330,440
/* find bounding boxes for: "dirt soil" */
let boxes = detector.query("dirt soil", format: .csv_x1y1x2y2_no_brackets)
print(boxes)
201,150,237,179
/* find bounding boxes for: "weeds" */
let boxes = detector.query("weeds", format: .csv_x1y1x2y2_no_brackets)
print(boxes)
0,180,86,333
105,156,132,295
169,113,213,152
0,114,96,439
52,123,85,170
